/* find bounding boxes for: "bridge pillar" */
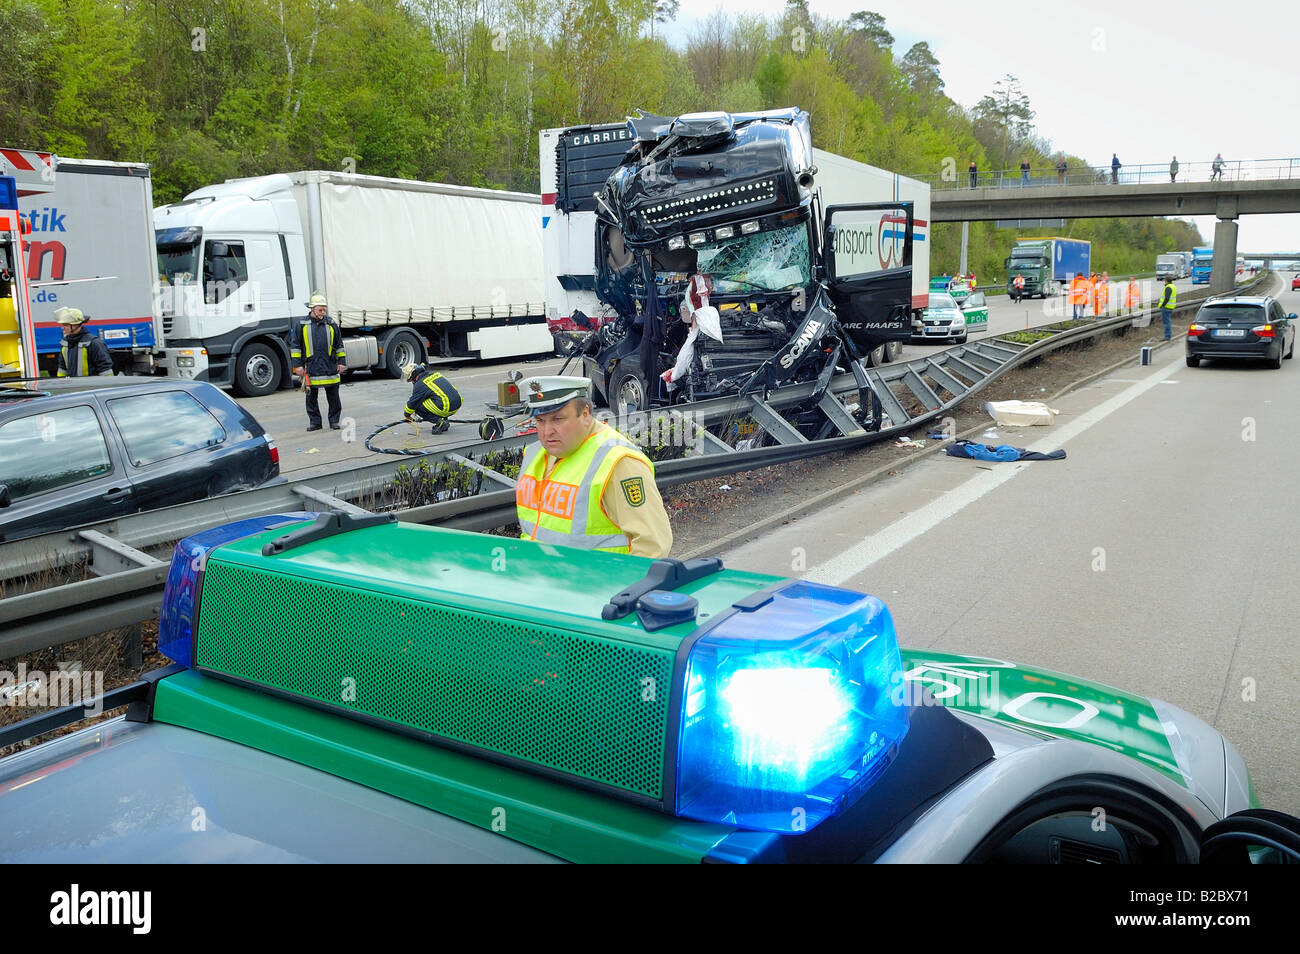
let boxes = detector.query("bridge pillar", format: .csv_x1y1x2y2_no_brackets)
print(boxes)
1210,218,1238,294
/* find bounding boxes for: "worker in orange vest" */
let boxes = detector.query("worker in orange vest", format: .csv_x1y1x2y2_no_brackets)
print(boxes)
1011,274,1026,301
1069,274,1088,319
1125,276,1141,314
1087,273,1098,316
1095,276,1110,315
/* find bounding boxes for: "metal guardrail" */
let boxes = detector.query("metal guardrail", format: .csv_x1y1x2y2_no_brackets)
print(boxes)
0,272,1271,656
911,158,1300,191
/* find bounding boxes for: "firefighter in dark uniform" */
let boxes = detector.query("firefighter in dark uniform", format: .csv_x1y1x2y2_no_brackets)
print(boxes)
291,292,346,431
401,362,462,434
55,307,113,377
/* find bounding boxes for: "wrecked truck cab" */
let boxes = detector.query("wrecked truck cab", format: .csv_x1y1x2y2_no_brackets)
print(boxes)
583,108,914,424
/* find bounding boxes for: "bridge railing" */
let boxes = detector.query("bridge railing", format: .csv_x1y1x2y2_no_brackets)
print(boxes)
911,158,1300,190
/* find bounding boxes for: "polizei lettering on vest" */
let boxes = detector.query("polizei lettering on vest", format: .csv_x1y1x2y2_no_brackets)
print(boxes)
49,884,152,934
779,319,823,369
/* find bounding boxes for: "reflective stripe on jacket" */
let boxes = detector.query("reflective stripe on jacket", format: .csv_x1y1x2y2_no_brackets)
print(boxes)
291,317,345,385
405,370,463,419
515,423,653,553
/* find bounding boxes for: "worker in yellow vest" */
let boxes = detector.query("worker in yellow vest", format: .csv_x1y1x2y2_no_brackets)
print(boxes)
1125,276,1141,314
515,375,672,558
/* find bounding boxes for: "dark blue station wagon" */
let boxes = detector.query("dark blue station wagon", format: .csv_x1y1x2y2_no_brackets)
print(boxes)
0,380,280,543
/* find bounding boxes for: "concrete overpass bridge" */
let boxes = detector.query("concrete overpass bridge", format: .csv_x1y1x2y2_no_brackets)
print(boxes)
1239,252,1300,267
917,159,1300,293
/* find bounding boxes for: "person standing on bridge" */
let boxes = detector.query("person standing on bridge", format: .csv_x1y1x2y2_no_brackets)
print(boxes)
969,160,978,188
1020,159,1031,185
1211,153,1225,181
1125,276,1140,315
515,375,672,559
1170,156,1179,182
1056,156,1067,184
1111,154,1121,184
1158,276,1177,340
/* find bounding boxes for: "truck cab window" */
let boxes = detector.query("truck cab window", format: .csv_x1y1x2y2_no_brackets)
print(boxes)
203,241,249,304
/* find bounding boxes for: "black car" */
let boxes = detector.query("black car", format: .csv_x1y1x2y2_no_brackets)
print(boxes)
0,379,281,543
1186,296,1296,368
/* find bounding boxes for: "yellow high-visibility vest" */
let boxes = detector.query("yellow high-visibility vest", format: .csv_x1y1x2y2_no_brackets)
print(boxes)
516,422,653,553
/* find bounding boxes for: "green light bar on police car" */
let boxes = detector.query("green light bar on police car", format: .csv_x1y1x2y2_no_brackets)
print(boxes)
159,513,911,834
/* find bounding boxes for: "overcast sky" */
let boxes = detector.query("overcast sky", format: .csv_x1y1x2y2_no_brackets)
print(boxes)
661,0,1298,255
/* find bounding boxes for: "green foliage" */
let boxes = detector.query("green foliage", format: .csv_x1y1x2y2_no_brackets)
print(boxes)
0,0,1190,275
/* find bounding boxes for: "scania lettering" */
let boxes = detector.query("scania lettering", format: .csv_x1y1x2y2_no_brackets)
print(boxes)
154,171,552,396
779,318,823,368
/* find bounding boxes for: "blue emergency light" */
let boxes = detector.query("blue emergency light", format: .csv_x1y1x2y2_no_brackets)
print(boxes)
158,515,911,834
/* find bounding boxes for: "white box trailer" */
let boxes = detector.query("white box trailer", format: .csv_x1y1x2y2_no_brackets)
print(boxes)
540,127,930,341
1,148,160,375
155,171,551,396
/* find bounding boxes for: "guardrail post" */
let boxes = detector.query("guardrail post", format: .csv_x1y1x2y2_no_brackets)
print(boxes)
123,623,142,669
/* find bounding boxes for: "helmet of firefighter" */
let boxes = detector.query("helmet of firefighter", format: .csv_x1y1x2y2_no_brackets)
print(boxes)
401,362,425,382
304,293,329,310
54,307,86,326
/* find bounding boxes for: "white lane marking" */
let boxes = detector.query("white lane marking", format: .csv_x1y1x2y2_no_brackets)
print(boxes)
804,351,1188,586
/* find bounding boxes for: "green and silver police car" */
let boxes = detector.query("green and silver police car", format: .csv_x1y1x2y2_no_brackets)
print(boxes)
1,513,1297,864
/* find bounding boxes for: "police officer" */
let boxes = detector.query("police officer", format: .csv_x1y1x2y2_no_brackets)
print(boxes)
401,362,462,434
1158,276,1177,340
291,293,346,431
515,376,672,559
55,307,113,377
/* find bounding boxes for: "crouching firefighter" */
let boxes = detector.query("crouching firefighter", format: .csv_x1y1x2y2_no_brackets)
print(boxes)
402,363,462,434
515,375,672,559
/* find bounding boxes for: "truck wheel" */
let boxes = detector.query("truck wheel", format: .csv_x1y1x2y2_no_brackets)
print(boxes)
233,342,282,397
883,340,904,363
381,331,424,379
610,360,649,414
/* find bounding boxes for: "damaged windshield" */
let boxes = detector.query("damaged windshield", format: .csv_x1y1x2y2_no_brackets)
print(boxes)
694,222,811,293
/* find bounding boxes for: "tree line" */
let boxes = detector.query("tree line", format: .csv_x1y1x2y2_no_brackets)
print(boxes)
0,0,1201,280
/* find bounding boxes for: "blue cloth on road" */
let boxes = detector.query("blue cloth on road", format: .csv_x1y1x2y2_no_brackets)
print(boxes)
945,440,1066,462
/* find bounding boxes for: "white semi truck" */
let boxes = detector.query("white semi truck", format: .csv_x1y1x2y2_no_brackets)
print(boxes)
154,172,552,396
539,124,930,363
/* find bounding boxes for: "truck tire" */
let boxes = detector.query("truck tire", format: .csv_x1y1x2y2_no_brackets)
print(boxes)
233,342,282,397
884,340,904,362
610,359,649,414
866,344,886,367
381,330,424,379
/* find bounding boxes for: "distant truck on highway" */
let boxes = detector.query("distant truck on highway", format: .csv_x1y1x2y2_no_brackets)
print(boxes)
1003,237,1091,298
153,172,552,397
2,146,161,377
1177,251,1193,278
1156,253,1183,281
1192,246,1214,284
